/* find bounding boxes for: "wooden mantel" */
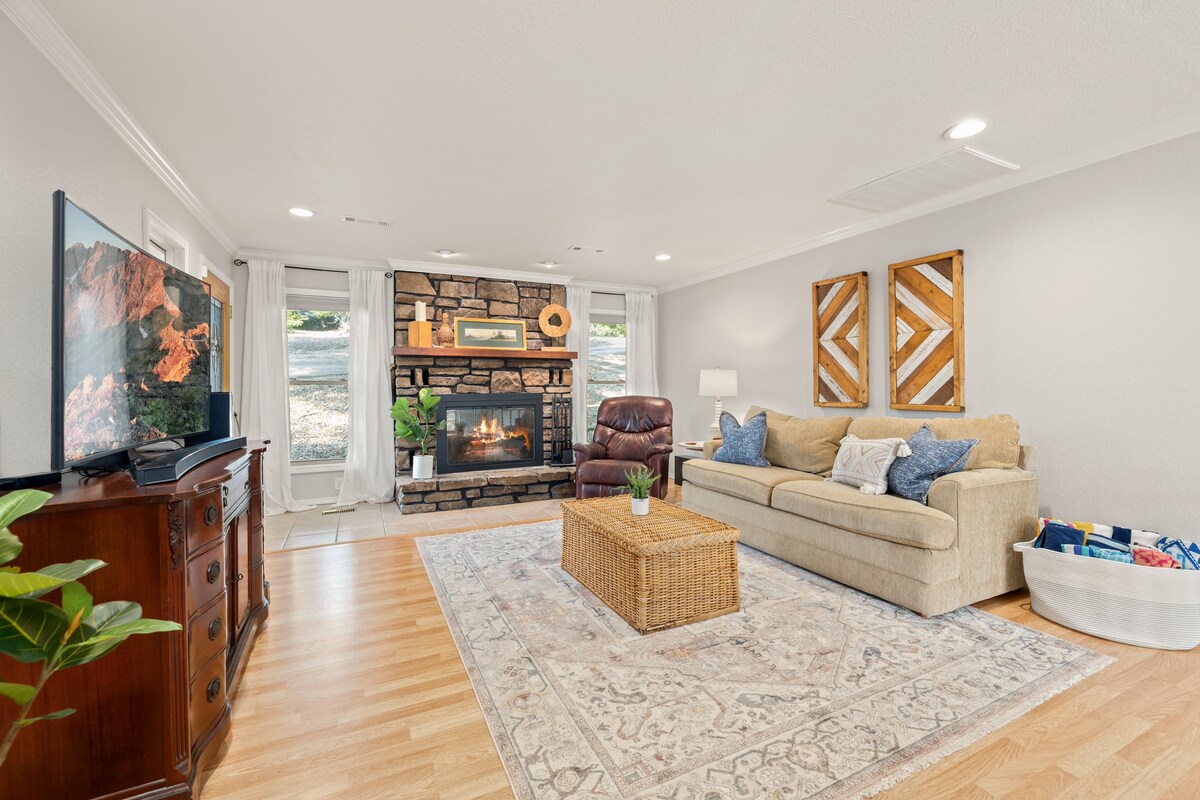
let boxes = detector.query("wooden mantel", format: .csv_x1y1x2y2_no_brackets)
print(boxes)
393,346,577,360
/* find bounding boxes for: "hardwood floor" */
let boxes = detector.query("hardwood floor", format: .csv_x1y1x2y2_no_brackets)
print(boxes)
202,498,1200,800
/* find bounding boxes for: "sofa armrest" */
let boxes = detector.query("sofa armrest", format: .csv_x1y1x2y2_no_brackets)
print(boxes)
572,442,606,467
644,446,672,498
928,468,1039,604
703,438,722,459
1018,445,1037,473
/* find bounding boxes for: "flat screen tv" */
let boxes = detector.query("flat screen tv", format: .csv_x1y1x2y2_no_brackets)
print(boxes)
52,191,211,470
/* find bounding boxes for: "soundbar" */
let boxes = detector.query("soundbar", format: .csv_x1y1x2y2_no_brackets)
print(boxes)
131,436,247,486
0,471,62,491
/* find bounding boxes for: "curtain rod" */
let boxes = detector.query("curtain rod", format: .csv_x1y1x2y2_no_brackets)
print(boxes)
232,259,393,278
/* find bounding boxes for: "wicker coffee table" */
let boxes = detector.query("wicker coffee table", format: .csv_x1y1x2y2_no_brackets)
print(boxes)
561,496,740,634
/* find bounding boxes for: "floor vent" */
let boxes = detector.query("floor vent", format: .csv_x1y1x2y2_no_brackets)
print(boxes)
830,147,1019,213
341,215,393,228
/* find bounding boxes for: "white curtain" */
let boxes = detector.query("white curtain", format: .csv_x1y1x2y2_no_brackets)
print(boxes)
625,291,659,396
565,285,591,444
336,270,395,505
239,259,312,515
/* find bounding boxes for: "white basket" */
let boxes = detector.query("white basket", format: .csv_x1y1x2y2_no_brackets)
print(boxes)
1015,540,1200,650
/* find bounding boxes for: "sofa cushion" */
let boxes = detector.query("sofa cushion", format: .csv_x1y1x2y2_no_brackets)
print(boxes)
744,406,851,475
770,480,957,550
847,414,1020,470
683,458,820,505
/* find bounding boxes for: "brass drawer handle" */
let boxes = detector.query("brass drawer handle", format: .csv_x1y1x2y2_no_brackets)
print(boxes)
206,677,221,703
207,617,222,641
205,504,219,525
206,560,221,584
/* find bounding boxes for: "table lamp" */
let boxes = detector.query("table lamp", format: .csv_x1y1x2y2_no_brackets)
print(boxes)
698,368,738,437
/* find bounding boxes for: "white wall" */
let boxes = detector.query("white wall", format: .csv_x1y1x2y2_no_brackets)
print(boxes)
0,15,242,475
660,132,1200,534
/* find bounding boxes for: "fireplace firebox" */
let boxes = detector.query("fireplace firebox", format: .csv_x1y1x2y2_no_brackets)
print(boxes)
436,393,544,474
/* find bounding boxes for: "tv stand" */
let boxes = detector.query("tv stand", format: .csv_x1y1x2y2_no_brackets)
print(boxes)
131,436,248,485
0,442,269,799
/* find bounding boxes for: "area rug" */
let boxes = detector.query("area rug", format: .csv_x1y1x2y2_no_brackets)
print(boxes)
417,521,1111,799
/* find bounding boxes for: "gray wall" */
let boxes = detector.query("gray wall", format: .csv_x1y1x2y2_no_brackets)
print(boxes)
0,15,242,476
660,132,1200,534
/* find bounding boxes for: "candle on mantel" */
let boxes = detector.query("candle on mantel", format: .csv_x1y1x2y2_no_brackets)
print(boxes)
415,301,426,322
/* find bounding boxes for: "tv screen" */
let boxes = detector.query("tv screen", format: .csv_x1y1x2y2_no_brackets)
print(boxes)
52,192,211,469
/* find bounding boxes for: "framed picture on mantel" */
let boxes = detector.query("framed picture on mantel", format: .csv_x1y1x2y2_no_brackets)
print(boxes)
812,271,869,407
454,317,527,350
888,250,964,412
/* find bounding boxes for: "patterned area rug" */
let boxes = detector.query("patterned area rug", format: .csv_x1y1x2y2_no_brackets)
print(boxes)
418,522,1111,799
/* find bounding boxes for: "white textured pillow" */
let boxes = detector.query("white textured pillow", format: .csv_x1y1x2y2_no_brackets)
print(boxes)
827,435,912,495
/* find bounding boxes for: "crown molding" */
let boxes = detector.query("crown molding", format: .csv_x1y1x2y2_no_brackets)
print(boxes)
239,248,390,272
2,0,240,255
388,258,575,285
658,113,1200,293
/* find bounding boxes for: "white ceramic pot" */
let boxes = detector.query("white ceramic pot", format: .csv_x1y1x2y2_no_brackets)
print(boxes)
412,454,434,480
631,496,650,516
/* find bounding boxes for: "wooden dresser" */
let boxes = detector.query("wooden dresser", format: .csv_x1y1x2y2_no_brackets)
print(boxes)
0,444,269,799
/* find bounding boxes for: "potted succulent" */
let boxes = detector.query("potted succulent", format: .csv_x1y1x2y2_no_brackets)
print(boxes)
0,489,181,770
622,466,659,516
391,387,444,480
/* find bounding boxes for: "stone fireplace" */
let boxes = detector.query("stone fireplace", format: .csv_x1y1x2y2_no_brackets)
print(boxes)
437,393,543,473
392,269,576,512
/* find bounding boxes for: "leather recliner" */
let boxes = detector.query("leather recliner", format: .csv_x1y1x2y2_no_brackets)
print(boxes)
573,396,673,499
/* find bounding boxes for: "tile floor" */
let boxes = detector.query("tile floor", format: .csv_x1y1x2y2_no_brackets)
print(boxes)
265,497,567,552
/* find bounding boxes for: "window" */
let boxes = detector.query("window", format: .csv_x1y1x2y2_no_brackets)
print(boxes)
203,260,232,392
287,304,350,462
586,320,627,436
142,206,190,273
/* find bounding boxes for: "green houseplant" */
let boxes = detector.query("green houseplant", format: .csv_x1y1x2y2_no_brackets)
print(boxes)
392,387,445,479
0,489,181,770
623,466,659,516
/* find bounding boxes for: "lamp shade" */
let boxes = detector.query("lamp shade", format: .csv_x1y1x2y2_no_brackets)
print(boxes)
698,369,738,397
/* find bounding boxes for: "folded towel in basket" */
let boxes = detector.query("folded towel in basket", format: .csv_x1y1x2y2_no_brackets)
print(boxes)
1060,544,1134,564
1156,537,1200,571
1131,545,1182,569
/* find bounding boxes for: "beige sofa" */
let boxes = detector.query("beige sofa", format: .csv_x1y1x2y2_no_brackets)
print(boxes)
682,407,1038,616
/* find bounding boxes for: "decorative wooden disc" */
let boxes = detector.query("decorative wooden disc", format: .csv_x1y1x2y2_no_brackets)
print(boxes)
538,304,571,337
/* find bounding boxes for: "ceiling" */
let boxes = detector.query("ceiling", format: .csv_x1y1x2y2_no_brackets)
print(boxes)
37,0,1200,288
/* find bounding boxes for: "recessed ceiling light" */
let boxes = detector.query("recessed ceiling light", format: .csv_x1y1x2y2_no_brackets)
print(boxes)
944,119,987,140
655,254,671,261
539,261,558,268
289,207,314,218
435,249,456,258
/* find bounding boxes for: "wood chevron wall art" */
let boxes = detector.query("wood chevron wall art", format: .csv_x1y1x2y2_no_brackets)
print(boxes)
888,250,964,412
812,271,869,407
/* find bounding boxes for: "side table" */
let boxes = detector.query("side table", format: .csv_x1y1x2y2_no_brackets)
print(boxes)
673,445,705,486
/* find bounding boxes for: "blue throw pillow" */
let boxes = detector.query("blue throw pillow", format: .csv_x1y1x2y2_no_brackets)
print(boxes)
887,425,977,503
711,411,770,467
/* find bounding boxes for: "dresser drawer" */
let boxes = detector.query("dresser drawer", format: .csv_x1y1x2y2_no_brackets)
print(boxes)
189,650,228,743
188,593,228,677
187,488,224,554
223,459,251,516
187,544,226,617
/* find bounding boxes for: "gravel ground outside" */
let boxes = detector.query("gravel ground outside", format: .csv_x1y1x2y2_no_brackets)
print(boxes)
288,329,349,461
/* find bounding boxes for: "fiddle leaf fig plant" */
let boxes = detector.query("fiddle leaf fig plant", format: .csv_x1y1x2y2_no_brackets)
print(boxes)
391,387,445,455
0,489,181,770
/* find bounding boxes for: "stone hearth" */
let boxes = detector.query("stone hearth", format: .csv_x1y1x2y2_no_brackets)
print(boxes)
396,465,576,514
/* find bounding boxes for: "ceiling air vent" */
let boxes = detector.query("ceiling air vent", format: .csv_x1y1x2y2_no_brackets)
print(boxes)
568,245,606,254
830,147,1019,213
341,215,393,228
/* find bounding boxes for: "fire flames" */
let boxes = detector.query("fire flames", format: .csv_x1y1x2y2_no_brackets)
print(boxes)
470,416,530,449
